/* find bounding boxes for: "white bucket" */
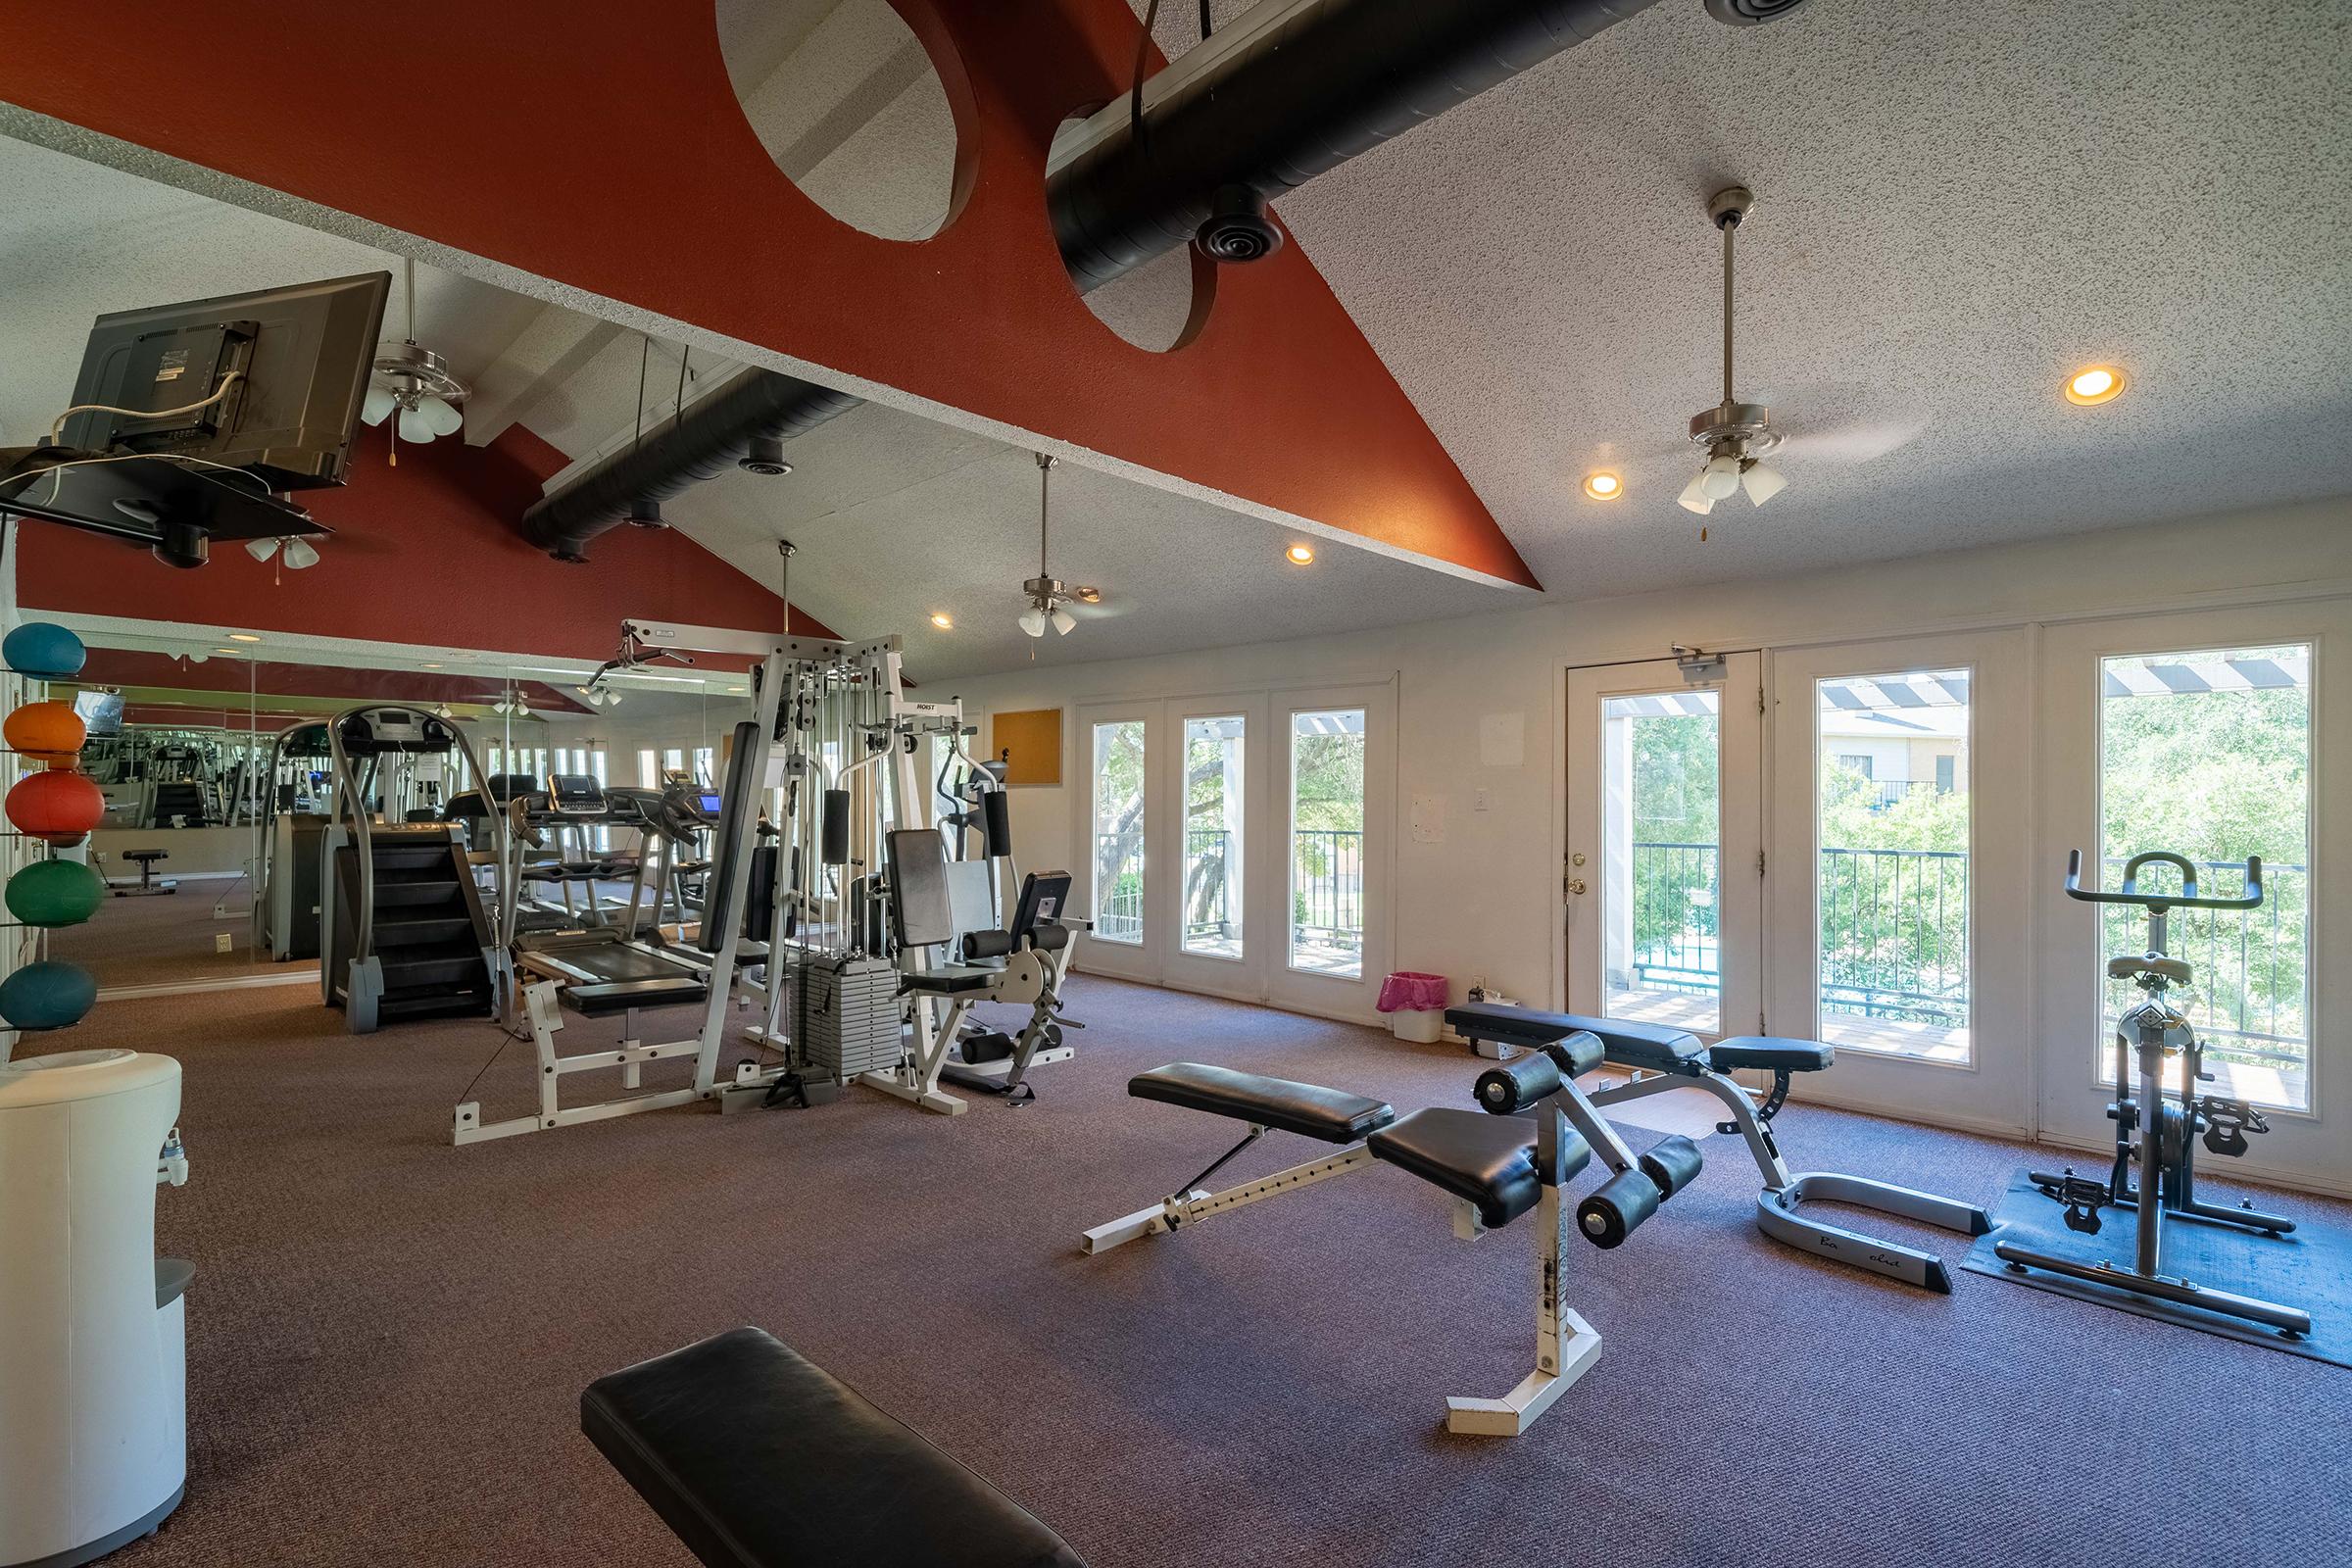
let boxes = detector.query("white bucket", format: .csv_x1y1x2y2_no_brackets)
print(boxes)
1389,1007,1443,1044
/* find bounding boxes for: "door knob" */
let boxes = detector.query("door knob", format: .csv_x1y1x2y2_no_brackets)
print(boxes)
1566,878,1587,896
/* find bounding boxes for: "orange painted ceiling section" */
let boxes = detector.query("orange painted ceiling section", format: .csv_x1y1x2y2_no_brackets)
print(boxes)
0,0,1539,589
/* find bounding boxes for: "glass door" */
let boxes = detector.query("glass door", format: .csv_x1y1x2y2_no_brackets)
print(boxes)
1077,703,1159,983
1163,695,1264,999
2036,604,2350,1191
1265,682,1394,1015
1565,655,1763,1037
1767,630,2033,1133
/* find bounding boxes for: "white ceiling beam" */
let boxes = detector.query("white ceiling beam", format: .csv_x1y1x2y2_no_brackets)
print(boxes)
461,307,623,447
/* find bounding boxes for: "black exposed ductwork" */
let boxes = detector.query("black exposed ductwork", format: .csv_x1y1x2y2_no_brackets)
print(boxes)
1049,0,1685,290
522,368,858,562
532,0,1802,561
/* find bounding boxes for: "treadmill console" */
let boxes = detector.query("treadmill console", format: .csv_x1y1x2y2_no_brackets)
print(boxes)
545,773,606,816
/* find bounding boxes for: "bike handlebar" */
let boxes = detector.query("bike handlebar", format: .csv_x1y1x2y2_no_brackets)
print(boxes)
2064,849,2264,910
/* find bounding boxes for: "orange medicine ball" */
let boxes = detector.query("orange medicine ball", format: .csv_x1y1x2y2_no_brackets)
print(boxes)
7,768,104,846
4,701,86,763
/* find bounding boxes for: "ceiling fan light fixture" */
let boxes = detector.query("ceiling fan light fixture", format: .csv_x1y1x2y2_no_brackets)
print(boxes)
1741,462,1788,505
362,385,397,426
244,536,279,564
1051,606,1077,636
1018,606,1048,638
1700,453,1743,501
282,537,321,570
1677,471,1716,515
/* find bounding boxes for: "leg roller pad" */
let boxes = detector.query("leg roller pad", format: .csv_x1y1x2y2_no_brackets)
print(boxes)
1640,1134,1704,1200
1578,1169,1662,1249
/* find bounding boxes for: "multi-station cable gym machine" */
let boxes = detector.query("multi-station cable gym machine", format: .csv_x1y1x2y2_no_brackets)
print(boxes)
451,616,1083,1145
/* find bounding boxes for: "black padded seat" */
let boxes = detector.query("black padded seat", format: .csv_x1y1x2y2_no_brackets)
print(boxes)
1708,1036,1835,1072
903,966,999,997
583,1327,1086,1568
1129,1062,1395,1143
1370,1107,1589,1230
1447,1003,1704,1075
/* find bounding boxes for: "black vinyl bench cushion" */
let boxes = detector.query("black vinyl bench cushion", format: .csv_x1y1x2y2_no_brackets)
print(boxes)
1369,1107,1590,1230
1447,1003,1704,1075
1129,1063,1395,1143
1708,1036,1835,1072
582,1327,1087,1568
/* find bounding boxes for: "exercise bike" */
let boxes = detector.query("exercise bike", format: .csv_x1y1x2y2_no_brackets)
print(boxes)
1995,851,2311,1339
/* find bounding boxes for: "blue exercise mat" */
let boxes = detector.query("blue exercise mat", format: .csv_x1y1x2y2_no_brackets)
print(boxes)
1965,1168,2352,1368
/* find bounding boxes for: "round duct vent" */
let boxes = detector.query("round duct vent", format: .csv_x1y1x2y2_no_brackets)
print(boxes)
738,437,795,477
1195,185,1285,264
1704,0,1808,24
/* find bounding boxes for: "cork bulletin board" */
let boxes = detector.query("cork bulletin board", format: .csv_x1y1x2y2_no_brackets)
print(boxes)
990,709,1063,786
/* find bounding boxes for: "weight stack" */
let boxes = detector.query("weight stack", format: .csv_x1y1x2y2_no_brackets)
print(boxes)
793,954,903,1080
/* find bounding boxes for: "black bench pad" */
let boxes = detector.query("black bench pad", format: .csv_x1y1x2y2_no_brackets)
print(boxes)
582,1327,1086,1568
1709,1036,1835,1072
1370,1107,1590,1229
1130,1063,1395,1143
1447,1003,1703,1075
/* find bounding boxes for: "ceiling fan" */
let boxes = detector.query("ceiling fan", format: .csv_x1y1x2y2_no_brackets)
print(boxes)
1677,185,1787,519
1018,453,1102,638
362,257,468,454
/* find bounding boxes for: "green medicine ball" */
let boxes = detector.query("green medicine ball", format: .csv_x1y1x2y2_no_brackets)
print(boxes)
6,858,107,928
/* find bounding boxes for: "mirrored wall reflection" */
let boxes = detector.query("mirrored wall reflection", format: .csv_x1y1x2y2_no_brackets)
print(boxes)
35,625,760,993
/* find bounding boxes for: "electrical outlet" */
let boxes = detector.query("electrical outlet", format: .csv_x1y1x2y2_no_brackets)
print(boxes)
215,932,232,954
1474,787,1491,812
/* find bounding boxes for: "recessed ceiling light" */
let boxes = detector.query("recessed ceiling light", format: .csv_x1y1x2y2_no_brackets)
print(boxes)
226,632,262,643
929,612,954,630
214,648,240,656
421,662,442,669
1284,542,1316,566
1581,470,1625,501
725,685,745,694
2064,366,2127,406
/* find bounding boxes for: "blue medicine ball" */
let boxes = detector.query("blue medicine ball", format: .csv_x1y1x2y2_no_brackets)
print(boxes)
2,622,87,680
0,959,98,1031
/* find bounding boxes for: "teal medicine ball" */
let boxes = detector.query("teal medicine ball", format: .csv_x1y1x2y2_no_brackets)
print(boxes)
2,622,87,679
0,959,98,1031
6,859,106,928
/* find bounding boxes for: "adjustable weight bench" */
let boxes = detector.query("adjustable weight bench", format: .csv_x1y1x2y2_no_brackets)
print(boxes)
1447,1002,1992,1291
1083,1045,1704,1436
582,1327,1087,1567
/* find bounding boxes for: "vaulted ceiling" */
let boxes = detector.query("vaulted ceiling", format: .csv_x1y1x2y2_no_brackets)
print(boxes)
4,0,2348,682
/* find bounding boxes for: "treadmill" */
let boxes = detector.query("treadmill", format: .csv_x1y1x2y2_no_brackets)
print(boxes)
509,772,711,1015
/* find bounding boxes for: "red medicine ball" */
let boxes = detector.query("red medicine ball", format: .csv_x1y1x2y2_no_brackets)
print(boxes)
7,769,104,846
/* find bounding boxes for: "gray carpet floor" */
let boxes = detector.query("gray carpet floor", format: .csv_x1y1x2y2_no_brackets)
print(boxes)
55,976,2352,1567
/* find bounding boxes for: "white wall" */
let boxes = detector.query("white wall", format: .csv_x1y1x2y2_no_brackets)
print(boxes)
943,499,2352,1018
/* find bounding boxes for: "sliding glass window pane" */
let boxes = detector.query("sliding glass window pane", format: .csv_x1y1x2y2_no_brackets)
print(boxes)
1092,720,1147,945
1289,710,1365,977
1181,716,1246,960
1815,669,1971,1062
637,749,659,787
1601,690,1720,1033
2099,645,2310,1110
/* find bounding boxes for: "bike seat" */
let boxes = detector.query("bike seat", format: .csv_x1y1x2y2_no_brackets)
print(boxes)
2107,954,2191,985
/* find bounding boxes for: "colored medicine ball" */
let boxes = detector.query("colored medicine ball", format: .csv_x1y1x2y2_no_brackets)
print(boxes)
6,769,104,846
1,622,86,680
0,959,97,1031
6,859,105,928
3,701,86,763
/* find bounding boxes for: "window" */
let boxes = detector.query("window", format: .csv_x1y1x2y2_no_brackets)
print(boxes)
692,747,715,787
637,750,659,787
1815,671,1971,1062
1092,720,1147,945
1936,754,1956,793
1289,710,1365,977
2098,645,2310,1110
1181,716,1245,960
1601,690,1720,1032
589,749,609,786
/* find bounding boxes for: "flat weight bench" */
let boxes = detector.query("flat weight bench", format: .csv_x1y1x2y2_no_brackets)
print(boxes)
583,1327,1087,1568
1083,1048,1703,1436
1447,1002,1992,1292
